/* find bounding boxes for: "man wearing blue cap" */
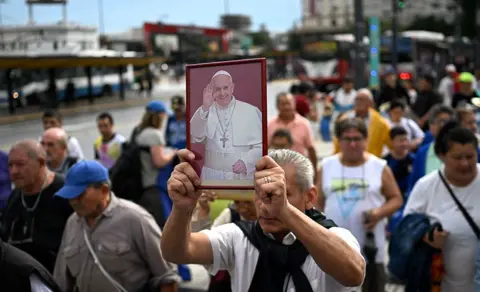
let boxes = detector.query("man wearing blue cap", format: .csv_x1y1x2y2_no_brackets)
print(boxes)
53,160,180,292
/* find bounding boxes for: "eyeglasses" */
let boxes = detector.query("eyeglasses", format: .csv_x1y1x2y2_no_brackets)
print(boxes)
340,137,364,143
434,119,451,126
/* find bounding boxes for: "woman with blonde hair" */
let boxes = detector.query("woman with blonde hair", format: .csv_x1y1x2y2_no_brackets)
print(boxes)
134,100,177,228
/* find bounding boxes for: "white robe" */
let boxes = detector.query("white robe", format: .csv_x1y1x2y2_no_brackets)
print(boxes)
190,97,262,186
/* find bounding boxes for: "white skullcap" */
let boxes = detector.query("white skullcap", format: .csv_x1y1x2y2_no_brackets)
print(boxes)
356,88,374,101
211,70,232,80
445,64,456,72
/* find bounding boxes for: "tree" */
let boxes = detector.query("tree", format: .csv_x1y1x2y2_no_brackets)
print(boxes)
249,31,272,47
287,32,303,51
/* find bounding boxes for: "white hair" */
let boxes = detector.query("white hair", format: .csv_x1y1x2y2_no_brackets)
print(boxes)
356,88,374,101
268,149,314,193
211,70,232,80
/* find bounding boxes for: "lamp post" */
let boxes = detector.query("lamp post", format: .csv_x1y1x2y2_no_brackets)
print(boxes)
0,0,5,45
391,0,399,72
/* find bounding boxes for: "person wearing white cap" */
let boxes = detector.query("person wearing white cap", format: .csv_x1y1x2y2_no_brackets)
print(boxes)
438,64,457,106
190,70,262,185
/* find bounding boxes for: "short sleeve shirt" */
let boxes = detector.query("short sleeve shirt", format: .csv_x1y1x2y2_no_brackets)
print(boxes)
201,223,364,291
268,114,315,156
135,128,165,188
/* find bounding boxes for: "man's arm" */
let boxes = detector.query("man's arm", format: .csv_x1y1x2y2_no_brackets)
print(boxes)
133,212,180,291
373,166,403,220
190,107,210,143
161,207,214,265
279,205,365,287
53,222,74,292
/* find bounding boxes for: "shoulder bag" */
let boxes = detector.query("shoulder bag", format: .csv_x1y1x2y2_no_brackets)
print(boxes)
83,229,128,292
438,170,480,291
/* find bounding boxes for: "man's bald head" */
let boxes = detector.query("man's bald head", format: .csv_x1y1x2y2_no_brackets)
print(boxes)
42,127,69,149
354,88,374,117
10,140,46,161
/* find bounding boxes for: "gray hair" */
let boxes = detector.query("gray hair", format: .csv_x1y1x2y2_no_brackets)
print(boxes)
268,149,314,193
10,140,46,161
428,104,456,125
356,88,374,100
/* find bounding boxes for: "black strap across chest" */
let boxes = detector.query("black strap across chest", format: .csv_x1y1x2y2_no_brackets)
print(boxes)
234,209,337,292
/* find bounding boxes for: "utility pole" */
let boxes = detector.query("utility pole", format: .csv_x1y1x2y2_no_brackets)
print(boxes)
98,0,105,35
224,0,229,14
476,6,480,68
391,0,399,72
354,0,366,88
0,1,4,46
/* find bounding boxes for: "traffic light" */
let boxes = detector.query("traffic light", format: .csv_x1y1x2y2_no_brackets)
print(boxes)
398,0,406,9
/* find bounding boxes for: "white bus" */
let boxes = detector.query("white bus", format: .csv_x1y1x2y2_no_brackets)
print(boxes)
0,49,136,108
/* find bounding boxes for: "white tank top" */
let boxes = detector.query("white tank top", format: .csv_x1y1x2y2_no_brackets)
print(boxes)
321,154,387,263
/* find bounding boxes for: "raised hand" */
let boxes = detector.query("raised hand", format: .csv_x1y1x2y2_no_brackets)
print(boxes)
254,156,288,218
202,82,215,111
167,149,202,213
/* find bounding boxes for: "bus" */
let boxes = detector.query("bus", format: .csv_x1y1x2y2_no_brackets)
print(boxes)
0,49,136,108
380,30,450,81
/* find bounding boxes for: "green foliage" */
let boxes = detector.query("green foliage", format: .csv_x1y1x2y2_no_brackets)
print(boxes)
249,31,272,48
287,32,303,51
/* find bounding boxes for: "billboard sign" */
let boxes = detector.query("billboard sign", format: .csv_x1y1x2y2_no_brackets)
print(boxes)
26,0,67,3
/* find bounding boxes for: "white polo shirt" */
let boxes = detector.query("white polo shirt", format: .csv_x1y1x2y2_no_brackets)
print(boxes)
201,223,363,292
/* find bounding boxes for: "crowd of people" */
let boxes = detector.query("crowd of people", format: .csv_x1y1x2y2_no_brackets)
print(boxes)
0,65,479,292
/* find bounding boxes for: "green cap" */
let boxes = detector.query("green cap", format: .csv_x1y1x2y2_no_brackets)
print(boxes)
458,72,474,83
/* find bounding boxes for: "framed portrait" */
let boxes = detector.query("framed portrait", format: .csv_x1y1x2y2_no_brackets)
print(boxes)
186,58,268,199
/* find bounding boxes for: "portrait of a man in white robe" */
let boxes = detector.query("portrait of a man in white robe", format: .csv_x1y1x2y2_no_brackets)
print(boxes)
190,70,263,186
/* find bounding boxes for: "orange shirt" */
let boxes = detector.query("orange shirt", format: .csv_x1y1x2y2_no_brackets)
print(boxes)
268,114,315,155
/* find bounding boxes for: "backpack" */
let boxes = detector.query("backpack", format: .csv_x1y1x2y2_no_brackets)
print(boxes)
109,130,150,202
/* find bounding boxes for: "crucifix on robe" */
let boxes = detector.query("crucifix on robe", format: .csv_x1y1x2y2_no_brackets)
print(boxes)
220,136,228,148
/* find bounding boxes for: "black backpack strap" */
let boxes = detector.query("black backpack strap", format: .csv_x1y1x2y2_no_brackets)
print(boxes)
229,206,241,223
438,170,480,239
305,208,337,229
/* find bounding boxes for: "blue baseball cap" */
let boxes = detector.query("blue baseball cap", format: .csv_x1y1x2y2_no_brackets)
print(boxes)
55,160,109,199
146,101,167,113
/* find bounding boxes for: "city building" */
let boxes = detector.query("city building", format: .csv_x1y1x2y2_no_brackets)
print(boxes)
103,27,146,52
0,22,99,54
301,0,456,31
301,0,354,32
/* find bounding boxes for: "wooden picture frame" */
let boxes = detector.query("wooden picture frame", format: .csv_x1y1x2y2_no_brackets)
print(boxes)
186,58,268,200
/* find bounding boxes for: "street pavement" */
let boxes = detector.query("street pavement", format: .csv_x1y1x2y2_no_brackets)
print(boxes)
0,80,297,157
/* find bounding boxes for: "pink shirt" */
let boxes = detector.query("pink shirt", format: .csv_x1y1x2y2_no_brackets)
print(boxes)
268,114,315,156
